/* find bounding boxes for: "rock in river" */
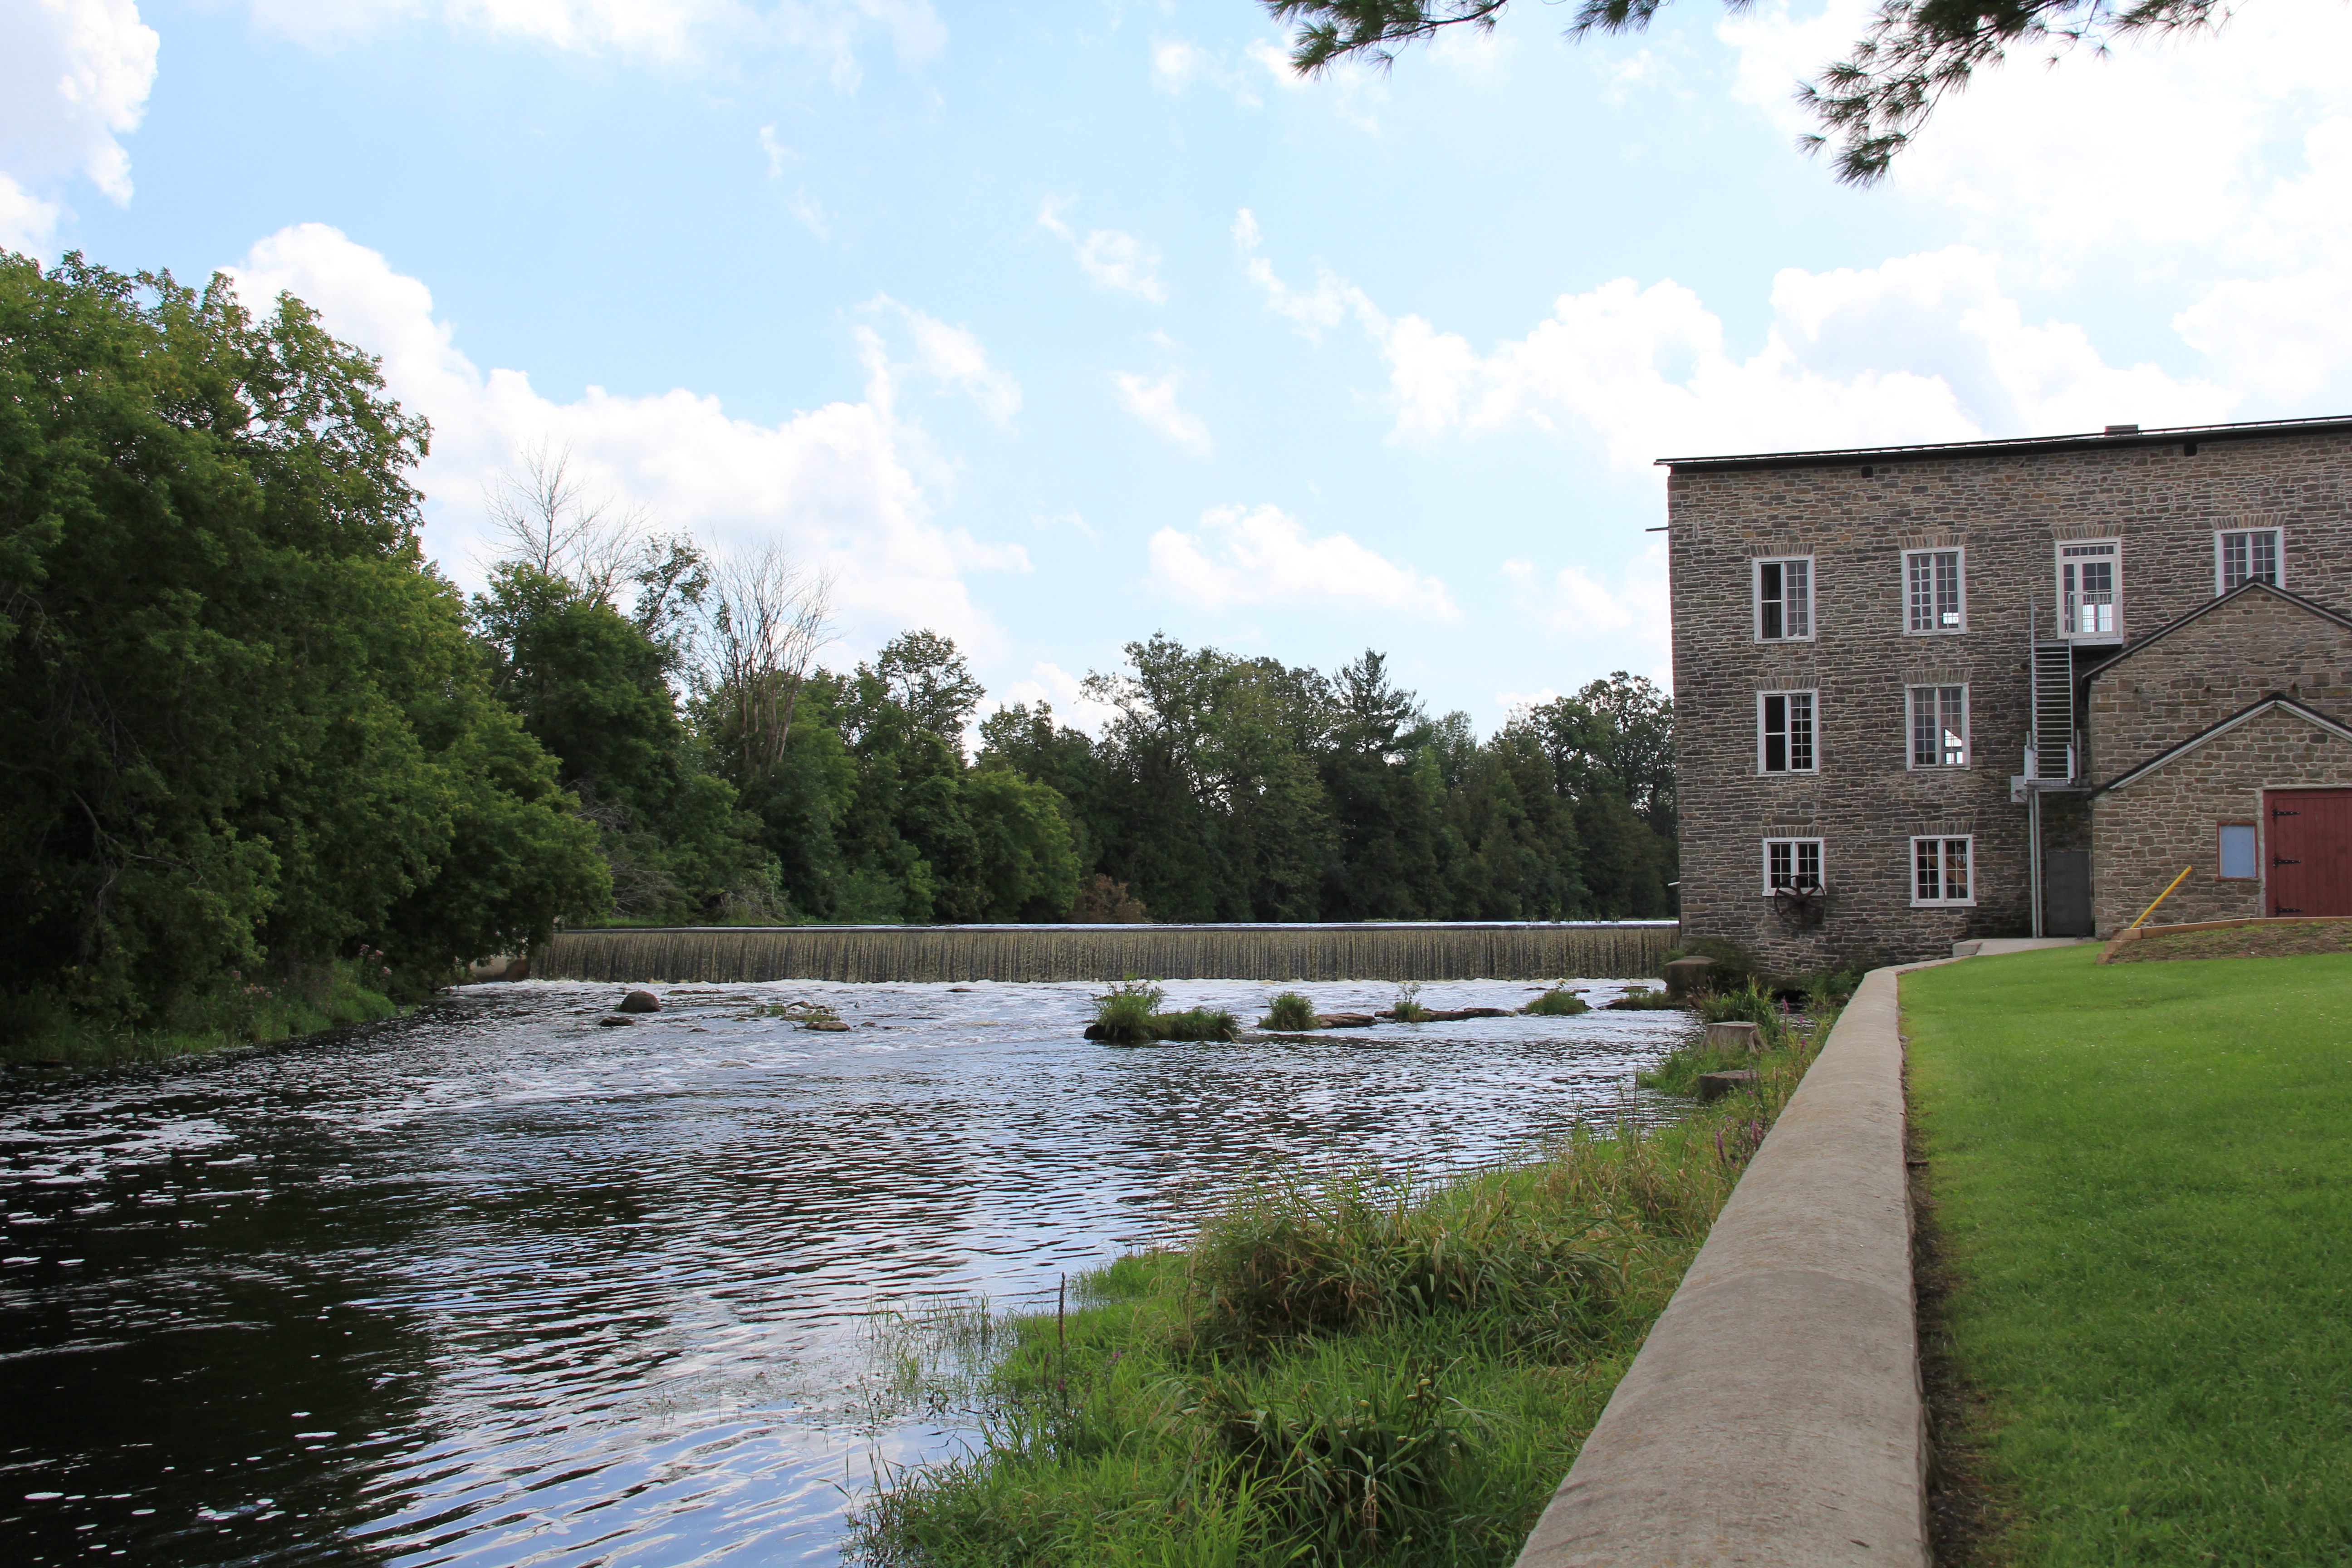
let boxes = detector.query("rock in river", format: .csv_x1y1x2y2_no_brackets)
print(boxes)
617,990,663,1014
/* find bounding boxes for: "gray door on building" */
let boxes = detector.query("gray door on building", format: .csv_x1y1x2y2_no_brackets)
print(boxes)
2045,851,2093,936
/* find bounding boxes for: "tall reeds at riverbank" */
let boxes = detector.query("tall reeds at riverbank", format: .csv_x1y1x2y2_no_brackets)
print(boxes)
0,957,402,1067
851,1012,1830,1568
539,922,1679,985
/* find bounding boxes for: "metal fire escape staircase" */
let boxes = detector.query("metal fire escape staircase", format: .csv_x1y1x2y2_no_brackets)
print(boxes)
2022,600,2078,939
2025,600,2076,784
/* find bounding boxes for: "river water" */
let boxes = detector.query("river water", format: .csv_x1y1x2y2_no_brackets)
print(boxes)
0,977,1697,1567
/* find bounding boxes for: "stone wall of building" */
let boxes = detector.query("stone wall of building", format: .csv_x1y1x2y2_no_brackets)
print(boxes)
2083,587,2352,786
1670,427,2352,970
2089,706,2352,933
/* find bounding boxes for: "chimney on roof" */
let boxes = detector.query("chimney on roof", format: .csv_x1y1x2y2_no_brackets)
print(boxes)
2104,423,2140,435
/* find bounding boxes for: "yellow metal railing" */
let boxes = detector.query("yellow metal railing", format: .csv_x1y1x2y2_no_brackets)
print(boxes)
2127,866,2194,931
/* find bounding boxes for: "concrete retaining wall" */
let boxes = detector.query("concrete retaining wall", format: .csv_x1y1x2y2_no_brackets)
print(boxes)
1512,962,1934,1568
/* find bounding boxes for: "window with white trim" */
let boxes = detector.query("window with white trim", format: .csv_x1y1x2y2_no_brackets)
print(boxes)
2057,539,2122,640
1755,558,1813,641
1907,685,1969,768
1758,691,1817,774
1911,836,1975,906
1903,549,1966,633
2216,528,2283,593
1762,838,1824,896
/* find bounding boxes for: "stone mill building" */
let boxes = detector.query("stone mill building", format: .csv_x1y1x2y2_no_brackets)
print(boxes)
1664,415,2352,970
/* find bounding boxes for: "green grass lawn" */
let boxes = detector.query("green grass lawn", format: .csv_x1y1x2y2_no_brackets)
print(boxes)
1905,945,2352,1564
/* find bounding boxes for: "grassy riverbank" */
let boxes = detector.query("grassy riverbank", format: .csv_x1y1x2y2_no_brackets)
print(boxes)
853,1017,1828,1567
1905,945,2352,1564
0,958,402,1067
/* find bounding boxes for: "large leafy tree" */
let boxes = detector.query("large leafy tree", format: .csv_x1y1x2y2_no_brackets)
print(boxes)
1266,0,2217,183
0,252,607,1024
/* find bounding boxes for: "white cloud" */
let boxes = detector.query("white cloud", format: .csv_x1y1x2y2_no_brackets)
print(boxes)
1721,0,2352,270
0,174,61,253
1032,509,1098,541
237,0,946,74
2173,119,2352,407
1501,542,1672,686
1112,368,1211,454
757,123,792,177
1234,209,1373,337
1243,216,2230,470
788,190,830,239
1150,37,1212,93
1245,36,1384,130
868,295,1022,425
0,0,158,249
224,223,1025,659
756,125,833,238
1037,197,1166,303
1147,503,1459,621
993,660,1120,735
1495,686,1563,715
1711,0,2352,419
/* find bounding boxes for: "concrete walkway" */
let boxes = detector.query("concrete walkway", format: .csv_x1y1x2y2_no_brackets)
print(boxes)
1951,936,2087,958
1511,962,1938,1568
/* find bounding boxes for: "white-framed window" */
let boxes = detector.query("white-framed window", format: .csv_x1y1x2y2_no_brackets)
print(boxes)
1758,690,1817,774
1762,838,1824,896
2057,539,2123,640
1911,836,1975,906
1754,557,1814,641
1907,685,1969,768
2215,528,2283,593
2218,822,2259,880
1903,549,1966,633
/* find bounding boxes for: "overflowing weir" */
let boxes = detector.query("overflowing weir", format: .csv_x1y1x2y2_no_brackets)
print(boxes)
539,921,1681,985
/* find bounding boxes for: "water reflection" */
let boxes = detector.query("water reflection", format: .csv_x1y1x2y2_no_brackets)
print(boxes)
0,977,1696,1566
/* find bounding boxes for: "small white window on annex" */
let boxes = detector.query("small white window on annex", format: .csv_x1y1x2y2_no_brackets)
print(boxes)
2215,527,2283,594
1911,836,1975,906
1754,557,1814,642
2217,822,2259,881
1902,549,1966,634
1907,685,1969,769
1757,691,1818,774
1762,838,1824,896
2057,539,2123,642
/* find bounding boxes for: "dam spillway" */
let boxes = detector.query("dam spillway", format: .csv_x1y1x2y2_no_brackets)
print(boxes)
538,921,1681,985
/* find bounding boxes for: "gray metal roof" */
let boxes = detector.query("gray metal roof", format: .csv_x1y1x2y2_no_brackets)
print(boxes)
1656,414,2352,474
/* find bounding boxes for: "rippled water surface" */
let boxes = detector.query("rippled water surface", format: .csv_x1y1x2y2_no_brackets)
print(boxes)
0,977,1698,1566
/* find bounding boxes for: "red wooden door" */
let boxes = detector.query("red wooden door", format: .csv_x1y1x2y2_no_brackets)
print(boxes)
2267,789,2352,916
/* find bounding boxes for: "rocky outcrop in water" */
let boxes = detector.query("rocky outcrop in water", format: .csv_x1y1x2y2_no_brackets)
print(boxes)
617,990,662,1013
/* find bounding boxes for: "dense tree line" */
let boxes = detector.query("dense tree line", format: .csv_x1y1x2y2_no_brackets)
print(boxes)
457,459,1678,933
1,255,606,1031
2,252,1673,1042
977,645,1674,923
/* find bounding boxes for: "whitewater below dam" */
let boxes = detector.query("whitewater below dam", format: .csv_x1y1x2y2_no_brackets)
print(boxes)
0,976,1699,1567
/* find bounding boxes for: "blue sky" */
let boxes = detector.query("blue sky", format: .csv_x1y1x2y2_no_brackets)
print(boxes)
8,0,2352,731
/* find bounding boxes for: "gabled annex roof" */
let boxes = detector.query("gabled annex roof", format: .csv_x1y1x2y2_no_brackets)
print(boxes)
1656,414,2352,474
2082,580,2352,684
2090,693,2352,798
